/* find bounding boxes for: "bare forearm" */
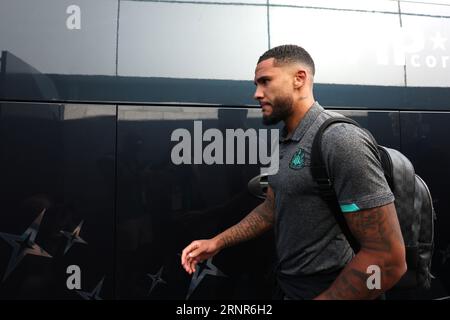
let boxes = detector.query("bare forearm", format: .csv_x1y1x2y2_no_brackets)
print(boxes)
315,250,406,300
213,202,274,250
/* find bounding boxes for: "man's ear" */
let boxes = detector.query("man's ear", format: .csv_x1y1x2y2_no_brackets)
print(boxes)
293,69,307,89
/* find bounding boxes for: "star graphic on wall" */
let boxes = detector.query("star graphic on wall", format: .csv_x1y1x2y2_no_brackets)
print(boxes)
60,220,88,255
440,244,450,265
430,31,447,50
185,257,227,300
76,277,105,300
0,209,52,282
147,266,167,295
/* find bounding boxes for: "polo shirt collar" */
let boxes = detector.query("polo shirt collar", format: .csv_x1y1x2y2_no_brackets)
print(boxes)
280,101,324,142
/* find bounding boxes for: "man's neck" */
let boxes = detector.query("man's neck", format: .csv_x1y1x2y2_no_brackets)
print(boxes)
284,97,315,136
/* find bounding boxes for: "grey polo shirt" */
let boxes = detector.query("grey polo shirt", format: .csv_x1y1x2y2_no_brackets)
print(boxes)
268,102,394,282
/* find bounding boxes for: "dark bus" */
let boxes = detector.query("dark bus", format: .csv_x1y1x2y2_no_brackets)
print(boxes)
0,0,449,300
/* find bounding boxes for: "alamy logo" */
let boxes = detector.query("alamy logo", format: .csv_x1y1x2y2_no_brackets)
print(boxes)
170,121,279,175
66,5,81,30
376,28,448,69
66,265,81,290
366,265,381,290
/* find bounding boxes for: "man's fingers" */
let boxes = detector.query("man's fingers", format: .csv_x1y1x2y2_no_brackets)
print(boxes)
186,250,202,274
180,240,214,274
188,247,202,260
181,244,191,265
181,241,200,266
186,256,197,273
189,257,201,274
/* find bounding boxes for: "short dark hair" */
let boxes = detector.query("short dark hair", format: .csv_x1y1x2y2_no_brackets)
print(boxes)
258,44,315,76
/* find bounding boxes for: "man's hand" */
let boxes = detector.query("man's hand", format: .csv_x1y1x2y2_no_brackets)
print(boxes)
180,186,275,275
181,239,221,274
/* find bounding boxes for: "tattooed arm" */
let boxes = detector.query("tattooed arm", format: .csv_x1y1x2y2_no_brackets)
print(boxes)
181,186,275,274
315,202,407,300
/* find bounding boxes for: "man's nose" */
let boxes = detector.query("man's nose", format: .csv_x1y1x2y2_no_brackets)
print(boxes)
253,86,263,101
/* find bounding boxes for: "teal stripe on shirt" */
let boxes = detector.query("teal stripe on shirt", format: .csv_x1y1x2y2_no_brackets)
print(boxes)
340,203,360,213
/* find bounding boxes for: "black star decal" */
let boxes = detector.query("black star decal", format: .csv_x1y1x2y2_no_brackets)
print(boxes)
0,209,52,282
185,257,226,300
60,220,88,255
147,266,167,295
76,277,105,300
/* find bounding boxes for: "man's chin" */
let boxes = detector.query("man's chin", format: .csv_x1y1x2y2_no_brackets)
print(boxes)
262,115,281,126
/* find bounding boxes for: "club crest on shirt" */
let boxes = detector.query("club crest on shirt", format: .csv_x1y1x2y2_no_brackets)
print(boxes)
289,148,305,169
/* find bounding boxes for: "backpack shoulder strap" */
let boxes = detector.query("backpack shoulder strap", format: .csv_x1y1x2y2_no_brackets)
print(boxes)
310,116,361,187
311,116,362,252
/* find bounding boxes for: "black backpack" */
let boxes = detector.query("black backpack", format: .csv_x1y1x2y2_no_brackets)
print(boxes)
311,116,436,290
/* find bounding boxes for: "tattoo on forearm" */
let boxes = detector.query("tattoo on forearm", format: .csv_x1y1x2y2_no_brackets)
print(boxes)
346,206,395,253
323,268,371,299
220,192,274,248
321,203,405,299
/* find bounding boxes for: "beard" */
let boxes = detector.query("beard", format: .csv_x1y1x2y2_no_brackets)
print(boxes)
262,95,294,125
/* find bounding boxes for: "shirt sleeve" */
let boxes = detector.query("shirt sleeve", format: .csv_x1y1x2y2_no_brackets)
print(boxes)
321,123,394,213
